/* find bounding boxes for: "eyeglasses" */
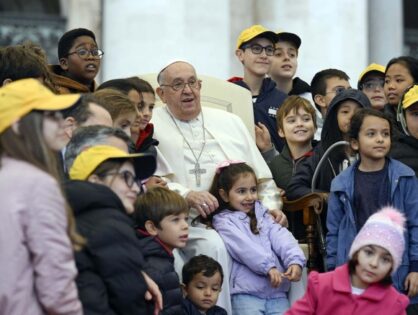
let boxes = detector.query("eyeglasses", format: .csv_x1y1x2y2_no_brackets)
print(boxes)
242,44,275,56
160,78,201,92
104,170,140,188
67,48,104,59
325,86,349,95
361,79,385,91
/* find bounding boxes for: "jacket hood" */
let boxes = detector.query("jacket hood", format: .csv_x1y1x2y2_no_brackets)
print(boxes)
63,180,125,216
232,77,278,99
290,77,311,95
321,89,371,144
49,64,95,93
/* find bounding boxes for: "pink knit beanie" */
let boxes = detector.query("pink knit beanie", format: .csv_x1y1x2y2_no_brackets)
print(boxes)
349,206,406,273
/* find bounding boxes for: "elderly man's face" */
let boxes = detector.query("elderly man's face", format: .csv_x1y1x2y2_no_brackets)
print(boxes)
157,62,202,121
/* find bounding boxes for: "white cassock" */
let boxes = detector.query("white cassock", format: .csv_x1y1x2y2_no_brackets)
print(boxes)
153,106,282,314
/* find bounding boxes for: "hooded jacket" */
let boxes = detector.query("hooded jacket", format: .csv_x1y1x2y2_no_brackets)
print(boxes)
137,229,184,315
49,64,96,94
64,180,149,315
286,89,371,200
289,77,311,96
231,77,288,151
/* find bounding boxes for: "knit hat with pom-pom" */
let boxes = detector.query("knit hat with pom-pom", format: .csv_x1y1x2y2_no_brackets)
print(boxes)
349,206,406,274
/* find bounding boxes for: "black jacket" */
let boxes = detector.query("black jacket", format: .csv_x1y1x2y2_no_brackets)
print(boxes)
64,180,149,315
286,89,371,201
137,230,184,315
289,77,311,96
181,298,227,315
233,78,288,151
390,133,418,177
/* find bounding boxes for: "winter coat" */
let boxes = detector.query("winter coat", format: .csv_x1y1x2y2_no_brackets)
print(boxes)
0,157,82,315
286,264,409,315
213,201,305,299
232,77,288,151
326,158,418,303
64,180,149,315
390,133,418,177
137,229,184,315
181,298,227,315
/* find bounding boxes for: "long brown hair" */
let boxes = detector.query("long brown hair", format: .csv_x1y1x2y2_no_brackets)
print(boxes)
206,163,259,234
0,111,85,250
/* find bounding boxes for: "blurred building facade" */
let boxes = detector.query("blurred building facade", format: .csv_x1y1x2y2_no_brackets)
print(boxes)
0,0,417,85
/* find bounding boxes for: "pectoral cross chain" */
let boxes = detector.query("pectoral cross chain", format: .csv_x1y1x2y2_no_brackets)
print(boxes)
189,162,206,187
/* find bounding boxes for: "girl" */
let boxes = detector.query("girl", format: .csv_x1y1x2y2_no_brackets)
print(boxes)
288,207,409,314
326,108,418,307
0,79,82,314
383,56,418,134
66,144,162,314
209,160,306,315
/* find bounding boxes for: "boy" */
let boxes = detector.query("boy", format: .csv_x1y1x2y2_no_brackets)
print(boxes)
268,95,317,240
390,85,418,176
181,255,227,315
269,31,311,100
50,28,102,94
230,24,288,152
357,63,386,111
93,88,137,138
134,187,189,314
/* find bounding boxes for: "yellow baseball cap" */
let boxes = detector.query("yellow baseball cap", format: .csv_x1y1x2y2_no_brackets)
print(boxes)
69,145,156,181
357,63,385,84
236,24,278,49
0,78,80,134
402,85,418,109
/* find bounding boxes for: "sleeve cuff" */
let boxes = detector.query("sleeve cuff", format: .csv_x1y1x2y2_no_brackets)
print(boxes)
409,260,418,273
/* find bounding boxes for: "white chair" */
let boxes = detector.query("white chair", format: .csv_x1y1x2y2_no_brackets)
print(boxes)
138,73,255,139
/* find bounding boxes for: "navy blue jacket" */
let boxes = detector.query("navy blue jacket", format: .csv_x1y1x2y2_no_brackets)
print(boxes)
233,78,287,151
181,298,227,315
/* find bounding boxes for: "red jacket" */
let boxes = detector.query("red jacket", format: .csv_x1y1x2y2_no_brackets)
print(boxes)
286,264,408,315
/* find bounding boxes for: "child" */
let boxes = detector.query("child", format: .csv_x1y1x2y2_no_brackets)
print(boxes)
391,85,418,176
357,63,386,111
0,79,82,314
383,56,418,135
181,255,227,315
134,187,189,314
286,89,371,201
230,24,288,152
93,88,137,137
268,95,317,240
50,28,103,94
209,161,306,315
326,108,418,308
287,207,409,314
269,31,311,100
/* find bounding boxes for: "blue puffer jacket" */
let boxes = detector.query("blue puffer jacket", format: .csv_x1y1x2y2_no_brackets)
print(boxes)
326,158,418,304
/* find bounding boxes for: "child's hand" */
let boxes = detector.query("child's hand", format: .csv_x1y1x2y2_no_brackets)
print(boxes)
269,209,288,227
268,267,282,288
404,272,418,297
255,122,273,152
284,264,302,282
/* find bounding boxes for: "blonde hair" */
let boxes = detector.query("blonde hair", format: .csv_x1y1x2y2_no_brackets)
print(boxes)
93,88,136,121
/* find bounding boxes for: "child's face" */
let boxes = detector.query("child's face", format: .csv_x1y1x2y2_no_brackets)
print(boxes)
270,41,298,79
320,77,351,113
42,111,66,151
361,74,387,110
155,212,189,251
137,92,155,131
336,100,360,134
236,37,274,77
384,63,415,106
220,172,257,213
183,271,222,312
60,36,101,84
405,103,418,139
352,245,393,289
278,107,315,146
351,115,391,163
113,112,136,137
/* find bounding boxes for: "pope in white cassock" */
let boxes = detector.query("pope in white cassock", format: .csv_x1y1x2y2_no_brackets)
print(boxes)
153,61,285,314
